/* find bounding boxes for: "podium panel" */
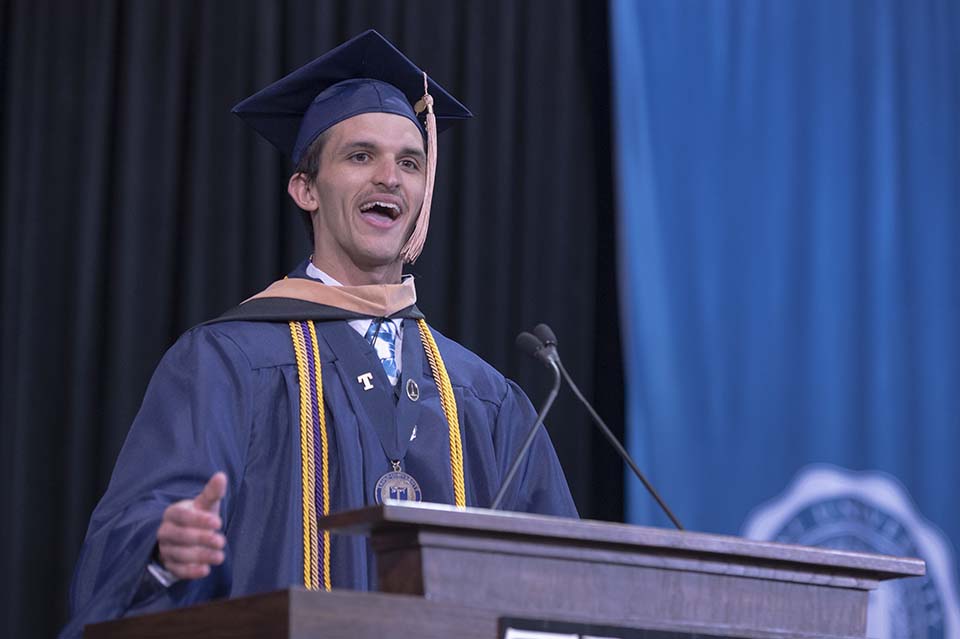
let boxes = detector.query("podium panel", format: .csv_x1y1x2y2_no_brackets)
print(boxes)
86,504,924,639
322,503,923,638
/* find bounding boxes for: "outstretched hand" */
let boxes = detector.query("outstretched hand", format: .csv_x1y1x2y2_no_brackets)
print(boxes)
156,472,227,580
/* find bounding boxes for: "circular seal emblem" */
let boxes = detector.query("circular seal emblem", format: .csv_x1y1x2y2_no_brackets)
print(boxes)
406,378,420,402
374,470,423,504
742,464,960,639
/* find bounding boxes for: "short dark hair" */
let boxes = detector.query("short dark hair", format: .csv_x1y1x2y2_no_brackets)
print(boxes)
292,131,330,241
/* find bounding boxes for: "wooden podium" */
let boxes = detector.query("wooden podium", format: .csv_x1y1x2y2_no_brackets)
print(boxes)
86,502,924,639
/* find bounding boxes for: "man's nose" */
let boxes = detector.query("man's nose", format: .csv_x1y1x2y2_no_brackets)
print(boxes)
372,158,401,190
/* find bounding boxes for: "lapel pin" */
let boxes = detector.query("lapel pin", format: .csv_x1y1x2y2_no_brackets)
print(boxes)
357,372,374,391
406,379,420,402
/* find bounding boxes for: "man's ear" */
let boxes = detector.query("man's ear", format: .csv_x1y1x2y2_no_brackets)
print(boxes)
288,173,320,212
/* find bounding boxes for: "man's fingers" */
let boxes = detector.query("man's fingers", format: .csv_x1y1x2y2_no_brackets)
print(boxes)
164,502,222,530
157,521,226,549
156,520,227,576
164,561,212,580
159,543,225,566
193,472,228,513
156,475,229,580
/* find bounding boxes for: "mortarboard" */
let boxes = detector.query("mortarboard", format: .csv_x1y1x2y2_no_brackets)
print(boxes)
232,29,471,164
232,30,472,263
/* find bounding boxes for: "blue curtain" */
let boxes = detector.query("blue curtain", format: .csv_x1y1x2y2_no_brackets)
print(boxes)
611,0,959,630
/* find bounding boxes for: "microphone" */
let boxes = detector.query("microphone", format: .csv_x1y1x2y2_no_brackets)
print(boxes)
532,323,684,530
489,332,563,511
516,331,552,366
530,323,559,361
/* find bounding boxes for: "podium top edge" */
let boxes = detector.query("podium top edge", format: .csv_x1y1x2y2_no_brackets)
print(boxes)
316,502,925,579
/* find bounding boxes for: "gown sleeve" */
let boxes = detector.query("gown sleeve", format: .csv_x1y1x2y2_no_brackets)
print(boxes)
493,380,579,518
59,327,254,638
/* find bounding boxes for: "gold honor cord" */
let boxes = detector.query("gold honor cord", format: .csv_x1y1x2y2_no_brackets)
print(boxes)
417,319,466,507
289,319,465,590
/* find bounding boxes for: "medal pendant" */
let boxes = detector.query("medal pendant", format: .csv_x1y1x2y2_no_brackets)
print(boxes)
375,468,423,504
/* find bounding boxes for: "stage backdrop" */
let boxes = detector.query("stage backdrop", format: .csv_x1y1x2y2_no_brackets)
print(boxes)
612,1,960,637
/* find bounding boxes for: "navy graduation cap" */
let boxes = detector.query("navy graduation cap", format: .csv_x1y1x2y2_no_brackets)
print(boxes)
232,29,472,166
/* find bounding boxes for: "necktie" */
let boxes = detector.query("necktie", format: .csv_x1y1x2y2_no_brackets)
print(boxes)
364,318,399,385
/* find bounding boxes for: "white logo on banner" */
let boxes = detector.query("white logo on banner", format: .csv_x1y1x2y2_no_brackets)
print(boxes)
742,464,960,639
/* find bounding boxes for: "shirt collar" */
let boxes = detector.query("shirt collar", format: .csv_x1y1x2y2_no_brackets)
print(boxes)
305,260,414,289
305,261,342,286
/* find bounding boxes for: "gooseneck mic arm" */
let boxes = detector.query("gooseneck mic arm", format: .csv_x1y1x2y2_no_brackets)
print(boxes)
531,324,684,531
490,332,563,511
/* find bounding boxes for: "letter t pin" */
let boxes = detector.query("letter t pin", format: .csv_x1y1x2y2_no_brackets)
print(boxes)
357,372,374,390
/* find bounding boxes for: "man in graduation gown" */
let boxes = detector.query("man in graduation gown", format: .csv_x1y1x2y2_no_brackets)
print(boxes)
59,30,576,639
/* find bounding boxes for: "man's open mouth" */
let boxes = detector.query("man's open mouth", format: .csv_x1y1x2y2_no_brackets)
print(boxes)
359,200,402,223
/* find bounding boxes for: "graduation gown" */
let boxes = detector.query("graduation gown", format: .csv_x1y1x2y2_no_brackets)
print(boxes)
60,263,577,638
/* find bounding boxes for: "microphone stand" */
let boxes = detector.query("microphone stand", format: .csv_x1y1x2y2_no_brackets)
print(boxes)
556,358,683,530
489,358,562,511
531,323,684,530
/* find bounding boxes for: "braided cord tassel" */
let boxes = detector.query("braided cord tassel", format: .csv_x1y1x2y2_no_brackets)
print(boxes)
289,322,319,589
417,319,466,507
400,72,438,264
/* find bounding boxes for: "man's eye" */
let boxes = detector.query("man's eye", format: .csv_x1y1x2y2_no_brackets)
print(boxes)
350,152,370,162
400,159,421,171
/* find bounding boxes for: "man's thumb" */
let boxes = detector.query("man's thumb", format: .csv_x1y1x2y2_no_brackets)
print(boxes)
193,471,228,513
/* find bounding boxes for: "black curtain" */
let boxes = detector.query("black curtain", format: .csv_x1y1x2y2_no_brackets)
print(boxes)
0,1,623,636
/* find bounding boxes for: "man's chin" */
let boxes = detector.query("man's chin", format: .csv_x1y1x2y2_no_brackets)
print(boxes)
349,251,406,278
362,241,411,264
